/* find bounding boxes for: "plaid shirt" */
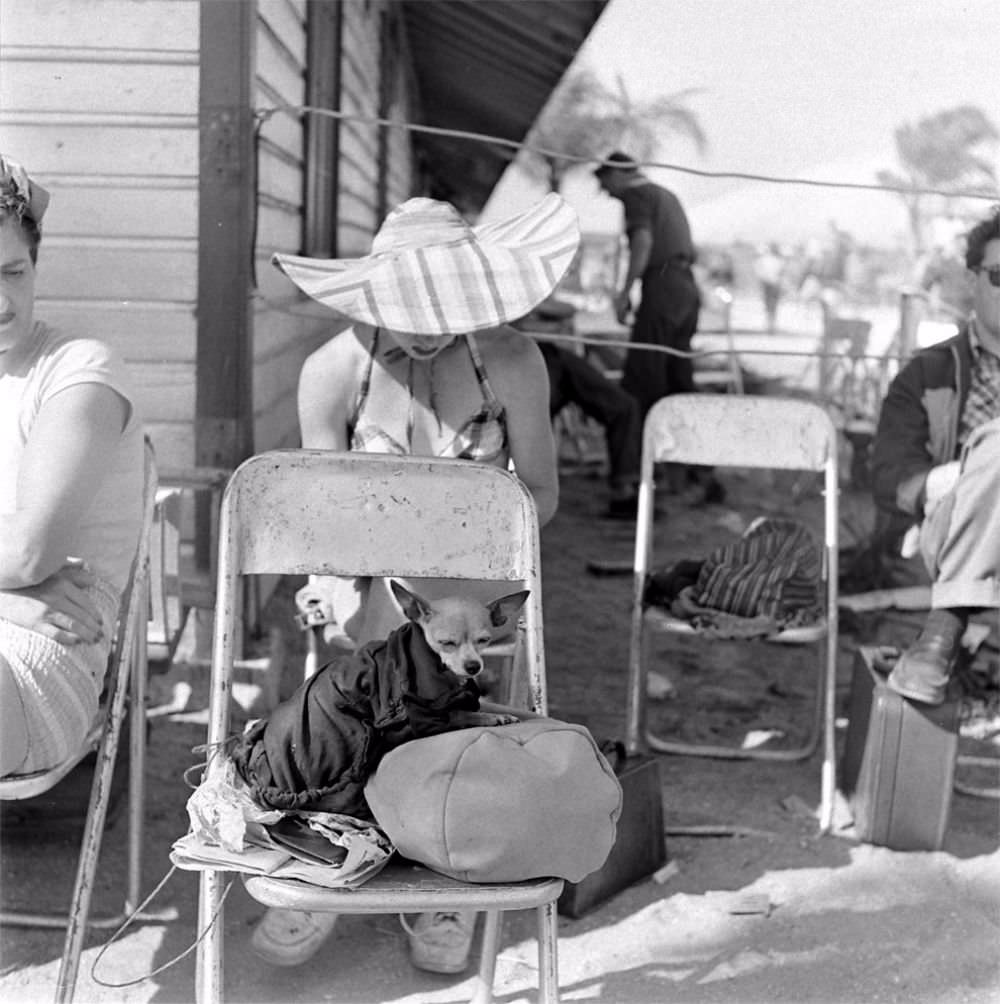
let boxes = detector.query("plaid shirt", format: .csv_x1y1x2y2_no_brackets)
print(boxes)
958,316,1000,446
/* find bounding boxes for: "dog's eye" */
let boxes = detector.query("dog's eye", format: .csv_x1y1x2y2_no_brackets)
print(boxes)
437,640,458,650
475,635,492,647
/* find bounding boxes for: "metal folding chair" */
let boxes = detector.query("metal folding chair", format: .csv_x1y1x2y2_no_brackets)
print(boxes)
624,395,840,832
0,438,160,1002
194,450,562,1004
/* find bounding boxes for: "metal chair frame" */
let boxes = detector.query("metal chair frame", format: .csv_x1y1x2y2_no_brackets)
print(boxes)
0,438,161,1002
624,395,840,832
194,449,562,1004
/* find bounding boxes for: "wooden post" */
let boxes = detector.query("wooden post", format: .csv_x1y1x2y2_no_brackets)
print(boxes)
196,0,255,568
196,0,255,482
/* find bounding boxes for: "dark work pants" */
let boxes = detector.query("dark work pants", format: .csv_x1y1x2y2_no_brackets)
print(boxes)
540,342,641,491
622,266,701,419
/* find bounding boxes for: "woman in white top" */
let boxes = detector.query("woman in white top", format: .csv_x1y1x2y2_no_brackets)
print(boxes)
0,154,144,777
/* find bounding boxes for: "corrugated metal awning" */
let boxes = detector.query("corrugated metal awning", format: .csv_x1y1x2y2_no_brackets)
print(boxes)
402,0,609,211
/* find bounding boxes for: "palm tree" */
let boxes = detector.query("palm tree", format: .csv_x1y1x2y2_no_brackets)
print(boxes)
876,104,998,252
522,67,707,192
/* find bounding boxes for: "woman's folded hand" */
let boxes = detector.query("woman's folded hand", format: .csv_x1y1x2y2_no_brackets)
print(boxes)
0,561,104,645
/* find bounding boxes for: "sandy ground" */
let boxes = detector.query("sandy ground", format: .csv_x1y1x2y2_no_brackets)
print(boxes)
2,297,998,1004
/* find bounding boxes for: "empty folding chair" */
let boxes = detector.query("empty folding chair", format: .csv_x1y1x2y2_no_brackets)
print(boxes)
194,449,563,1004
624,395,839,831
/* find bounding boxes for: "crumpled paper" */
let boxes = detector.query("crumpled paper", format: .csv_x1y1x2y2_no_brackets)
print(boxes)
185,754,283,853
173,754,393,890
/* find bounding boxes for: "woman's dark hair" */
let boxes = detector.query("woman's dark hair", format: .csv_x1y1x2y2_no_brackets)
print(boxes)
965,206,1000,271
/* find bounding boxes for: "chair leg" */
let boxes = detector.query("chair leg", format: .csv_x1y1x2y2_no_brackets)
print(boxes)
126,622,147,914
469,910,503,1004
537,900,560,1004
195,870,226,1004
624,596,649,756
818,624,839,832
55,618,136,1003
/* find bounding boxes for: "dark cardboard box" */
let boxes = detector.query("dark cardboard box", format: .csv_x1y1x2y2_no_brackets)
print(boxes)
558,753,667,918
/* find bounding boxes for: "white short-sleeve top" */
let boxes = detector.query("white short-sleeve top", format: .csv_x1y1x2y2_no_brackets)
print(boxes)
0,322,145,593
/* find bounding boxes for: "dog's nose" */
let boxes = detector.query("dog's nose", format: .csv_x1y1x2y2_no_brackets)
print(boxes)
464,661,482,677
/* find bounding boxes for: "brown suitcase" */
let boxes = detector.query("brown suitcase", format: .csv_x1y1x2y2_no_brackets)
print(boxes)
557,751,667,918
839,646,960,851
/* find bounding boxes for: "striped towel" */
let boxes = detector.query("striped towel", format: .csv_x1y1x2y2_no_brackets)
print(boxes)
692,518,822,623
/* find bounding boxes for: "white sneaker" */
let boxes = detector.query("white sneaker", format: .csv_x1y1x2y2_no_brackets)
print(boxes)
250,907,337,967
406,910,476,974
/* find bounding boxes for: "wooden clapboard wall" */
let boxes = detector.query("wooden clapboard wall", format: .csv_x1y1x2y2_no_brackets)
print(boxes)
252,0,320,458
252,0,419,456
0,0,200,472
1,0,420,474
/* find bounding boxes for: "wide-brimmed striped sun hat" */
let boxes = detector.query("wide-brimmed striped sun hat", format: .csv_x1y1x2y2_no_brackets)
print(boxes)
272,193,580,336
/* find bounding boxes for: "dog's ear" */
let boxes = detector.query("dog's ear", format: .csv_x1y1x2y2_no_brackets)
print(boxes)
487,589,530,628
390,580,434,622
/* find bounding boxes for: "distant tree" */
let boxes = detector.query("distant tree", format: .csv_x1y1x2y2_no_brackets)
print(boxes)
522,67,707,192
877,104,999,251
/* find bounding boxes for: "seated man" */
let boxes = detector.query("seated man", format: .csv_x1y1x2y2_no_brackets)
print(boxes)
871,208,1000,705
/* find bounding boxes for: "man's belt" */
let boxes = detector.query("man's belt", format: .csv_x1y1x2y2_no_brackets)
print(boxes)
645,255,694,276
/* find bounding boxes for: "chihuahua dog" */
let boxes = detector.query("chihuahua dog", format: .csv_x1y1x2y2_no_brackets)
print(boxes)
390,580,528,728
231,580,529,816
390,579,527,679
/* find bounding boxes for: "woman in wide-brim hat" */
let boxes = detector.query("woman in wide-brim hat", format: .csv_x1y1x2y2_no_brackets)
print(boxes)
280,192,580,639
275,191,579,542
250,194,579,971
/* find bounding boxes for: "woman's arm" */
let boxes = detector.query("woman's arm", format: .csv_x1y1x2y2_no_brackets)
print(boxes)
487,330,559,527
297,330,360,450
0,382,128,589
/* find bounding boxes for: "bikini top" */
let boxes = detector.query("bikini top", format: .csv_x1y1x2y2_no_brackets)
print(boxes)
348,329,509,464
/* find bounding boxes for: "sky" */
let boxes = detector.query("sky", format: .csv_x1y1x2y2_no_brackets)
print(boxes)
483,0,1000,249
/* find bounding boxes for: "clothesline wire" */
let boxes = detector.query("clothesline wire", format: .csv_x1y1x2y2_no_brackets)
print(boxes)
248,290,907,363
520,328,908,364
256,104,1000,204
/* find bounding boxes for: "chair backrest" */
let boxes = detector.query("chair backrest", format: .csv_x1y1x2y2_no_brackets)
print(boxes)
826,317,872,357
205,450,546,751
640,393,836,473
633,393,839,614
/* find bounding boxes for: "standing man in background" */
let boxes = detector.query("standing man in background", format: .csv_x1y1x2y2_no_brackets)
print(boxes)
595,150,722,502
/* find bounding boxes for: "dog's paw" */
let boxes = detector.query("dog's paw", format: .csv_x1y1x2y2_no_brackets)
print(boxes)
448,711,520,730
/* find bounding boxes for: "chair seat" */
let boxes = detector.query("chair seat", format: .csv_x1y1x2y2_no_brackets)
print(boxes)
643,606,828,645
0,724,103,800
244,859,564,914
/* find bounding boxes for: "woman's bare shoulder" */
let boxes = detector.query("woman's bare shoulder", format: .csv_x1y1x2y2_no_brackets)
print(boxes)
302,325,370,375
477,325,543,367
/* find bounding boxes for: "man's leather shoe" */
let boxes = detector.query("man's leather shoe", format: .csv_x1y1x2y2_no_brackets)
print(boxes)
886,608,967,705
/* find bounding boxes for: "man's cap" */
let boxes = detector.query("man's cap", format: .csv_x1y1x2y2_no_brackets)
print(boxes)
594,151,639,178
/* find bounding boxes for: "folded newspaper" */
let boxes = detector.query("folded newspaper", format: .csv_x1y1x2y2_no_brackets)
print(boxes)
171,755,392,890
